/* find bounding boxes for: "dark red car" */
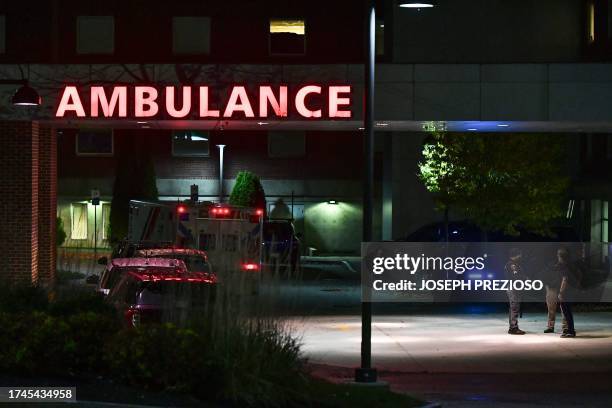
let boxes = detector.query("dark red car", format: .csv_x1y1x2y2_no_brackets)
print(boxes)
106,268,217,327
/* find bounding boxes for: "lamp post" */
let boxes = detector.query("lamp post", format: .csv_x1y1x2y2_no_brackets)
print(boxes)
355,0,436,384
355,0,377,383
217,144,226,203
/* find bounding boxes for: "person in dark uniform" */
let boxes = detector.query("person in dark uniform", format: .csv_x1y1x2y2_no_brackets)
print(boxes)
506,248,525,335
556,247,577,338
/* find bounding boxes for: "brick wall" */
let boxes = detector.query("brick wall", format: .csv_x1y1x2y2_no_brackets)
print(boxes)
58,129,364,182
38,127,57,287
0,121,39,284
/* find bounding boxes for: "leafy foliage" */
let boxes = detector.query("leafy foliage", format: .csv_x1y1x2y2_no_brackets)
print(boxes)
418,132,569,235
229,171,266,211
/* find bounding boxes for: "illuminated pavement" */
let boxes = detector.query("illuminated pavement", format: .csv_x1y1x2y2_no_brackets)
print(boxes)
289,312,612,372
287,312,612,407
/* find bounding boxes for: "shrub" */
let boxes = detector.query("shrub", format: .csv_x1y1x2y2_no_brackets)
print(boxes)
210,322,306,406
0,284,48,313
105,320,306,406
49,290,116,318
105,324,216,392
229,170,266,211
0,311,119,376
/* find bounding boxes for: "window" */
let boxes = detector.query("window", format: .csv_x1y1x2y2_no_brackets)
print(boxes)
222,234,238,252
76,130,113,156
269,19,305,55
199,233,216,251
71,203,88,240
173,17,211,55
102,203,111,240
76,16,114,54
268,131,305,158
0,15,5,54
172,130,210,157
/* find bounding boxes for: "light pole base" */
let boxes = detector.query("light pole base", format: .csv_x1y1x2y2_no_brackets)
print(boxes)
355,367,378,383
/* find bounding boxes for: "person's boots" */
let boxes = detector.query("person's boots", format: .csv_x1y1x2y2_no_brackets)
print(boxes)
508,327,526,335
544,327,554,333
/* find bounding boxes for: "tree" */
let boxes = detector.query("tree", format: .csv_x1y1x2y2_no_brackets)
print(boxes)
418,132,569,237
229,171,266,211
108,139,159,242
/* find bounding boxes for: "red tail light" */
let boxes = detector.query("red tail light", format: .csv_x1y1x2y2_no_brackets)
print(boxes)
241,263,260,271
177,205,187,214
255,208,264,216
211,207,230,217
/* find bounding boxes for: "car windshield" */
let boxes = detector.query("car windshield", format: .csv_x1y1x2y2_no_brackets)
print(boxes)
137,280,214,307
151,254,210,273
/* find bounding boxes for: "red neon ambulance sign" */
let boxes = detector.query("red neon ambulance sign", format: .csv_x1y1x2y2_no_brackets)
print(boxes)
55,85,352,119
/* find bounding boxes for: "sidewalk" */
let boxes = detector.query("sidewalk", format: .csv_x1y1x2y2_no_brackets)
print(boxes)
296,312,612,407
289,312,612,373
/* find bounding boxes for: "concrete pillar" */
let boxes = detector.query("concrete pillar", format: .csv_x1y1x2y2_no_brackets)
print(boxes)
0,121,40,284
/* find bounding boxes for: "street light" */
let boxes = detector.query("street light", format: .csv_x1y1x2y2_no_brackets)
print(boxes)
0,80,42,106
398,1,436,8
12,83,41,106
356,0,435,385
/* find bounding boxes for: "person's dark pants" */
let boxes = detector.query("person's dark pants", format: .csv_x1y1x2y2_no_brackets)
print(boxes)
559,301,575,334
507,290,521,329
546,286,567,331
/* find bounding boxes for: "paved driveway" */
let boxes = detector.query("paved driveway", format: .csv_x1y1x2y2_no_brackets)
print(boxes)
288,312,612,407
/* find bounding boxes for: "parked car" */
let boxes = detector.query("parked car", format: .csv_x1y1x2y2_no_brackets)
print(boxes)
262,219,301,271
400,221,579,243
106,268,217,327
98,257,188,296
107,240,175,260
134,248,213,274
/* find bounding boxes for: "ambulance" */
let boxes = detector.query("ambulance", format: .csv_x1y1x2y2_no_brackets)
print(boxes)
127,200,298,274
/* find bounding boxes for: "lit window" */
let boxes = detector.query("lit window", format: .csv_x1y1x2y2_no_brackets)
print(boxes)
102,203,111,240
588,2,595,43
269,19,305,55
173,17,211,55
0,15,5,54
172,130,210,157
71,203,88,240
76,130,113,156
76,16,114,54
268,131,305,158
